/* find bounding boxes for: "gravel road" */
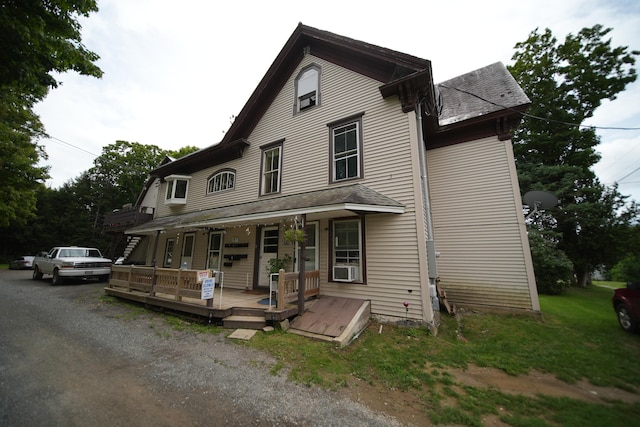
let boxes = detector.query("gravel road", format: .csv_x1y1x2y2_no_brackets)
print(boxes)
0,269,401,426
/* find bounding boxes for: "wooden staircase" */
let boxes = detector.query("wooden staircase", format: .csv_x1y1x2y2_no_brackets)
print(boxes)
223,307,267,330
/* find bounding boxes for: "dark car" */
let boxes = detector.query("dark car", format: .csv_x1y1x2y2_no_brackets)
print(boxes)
9,256,35,270
612,282,640,333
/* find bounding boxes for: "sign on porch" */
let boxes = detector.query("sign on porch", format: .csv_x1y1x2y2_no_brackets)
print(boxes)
197,270,210,282
201,277,215,300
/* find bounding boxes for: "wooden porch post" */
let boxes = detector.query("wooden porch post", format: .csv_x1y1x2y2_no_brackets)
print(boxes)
150,229,161,294
298,214,306,315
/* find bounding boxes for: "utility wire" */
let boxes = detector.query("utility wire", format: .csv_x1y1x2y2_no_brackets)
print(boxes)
438,84,640,183
617,165,640,183
438,84,640,131
46,135,100,157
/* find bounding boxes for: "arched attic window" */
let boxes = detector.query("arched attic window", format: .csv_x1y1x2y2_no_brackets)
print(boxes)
294,64,321,113
207,169,236,194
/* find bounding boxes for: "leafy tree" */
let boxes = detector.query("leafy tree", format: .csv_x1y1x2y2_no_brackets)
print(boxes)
609,225,640,282
0,0,102,227
527,230,573,294
89,140,170,204
0,89,49,228
0,0,103,99
0,141,201,260
508,25,639,286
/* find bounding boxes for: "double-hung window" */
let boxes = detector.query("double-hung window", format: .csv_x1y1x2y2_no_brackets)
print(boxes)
329,115,363,182
261,142,282,195
165,175,191,205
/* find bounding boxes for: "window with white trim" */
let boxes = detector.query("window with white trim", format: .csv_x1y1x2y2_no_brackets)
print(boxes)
330,118,362,182
165,175,191,205
332,219,362,282
207,169,235,194
295,65,320,113
261,144,282,195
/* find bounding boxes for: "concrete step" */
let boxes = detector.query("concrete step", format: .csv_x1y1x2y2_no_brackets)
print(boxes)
223,315,266,330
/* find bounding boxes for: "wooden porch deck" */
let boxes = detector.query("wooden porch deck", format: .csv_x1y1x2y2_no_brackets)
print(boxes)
104,265,319,323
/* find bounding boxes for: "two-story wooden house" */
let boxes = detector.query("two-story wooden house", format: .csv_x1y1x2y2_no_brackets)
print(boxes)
112,23,539,326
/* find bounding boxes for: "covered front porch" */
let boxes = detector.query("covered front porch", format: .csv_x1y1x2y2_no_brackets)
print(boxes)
105,264,370,346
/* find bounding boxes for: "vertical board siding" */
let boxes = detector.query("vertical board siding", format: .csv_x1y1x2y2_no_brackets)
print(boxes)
427,137,536,310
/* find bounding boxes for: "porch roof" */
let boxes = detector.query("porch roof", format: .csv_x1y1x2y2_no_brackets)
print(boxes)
125,184,405,235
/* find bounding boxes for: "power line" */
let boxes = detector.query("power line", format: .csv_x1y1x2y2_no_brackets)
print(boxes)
46,135,100,158
438,84,640,131
439,84,640,184
617,165,640,183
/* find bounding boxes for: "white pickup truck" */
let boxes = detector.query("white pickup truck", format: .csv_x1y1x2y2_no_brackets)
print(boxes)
32,246,112,285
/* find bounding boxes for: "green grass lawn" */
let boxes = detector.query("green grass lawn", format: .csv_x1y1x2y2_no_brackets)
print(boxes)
246,283,640,426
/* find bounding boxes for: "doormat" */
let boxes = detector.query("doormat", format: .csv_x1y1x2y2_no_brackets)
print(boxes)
258,297,272,305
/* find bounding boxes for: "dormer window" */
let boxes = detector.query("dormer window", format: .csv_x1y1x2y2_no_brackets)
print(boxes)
295,64,320,113
165,174,191,205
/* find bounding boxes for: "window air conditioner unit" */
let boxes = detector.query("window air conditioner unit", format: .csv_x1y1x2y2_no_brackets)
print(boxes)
333,265,357,282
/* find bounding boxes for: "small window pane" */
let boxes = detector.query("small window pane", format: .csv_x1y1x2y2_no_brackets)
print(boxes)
175,180,187,198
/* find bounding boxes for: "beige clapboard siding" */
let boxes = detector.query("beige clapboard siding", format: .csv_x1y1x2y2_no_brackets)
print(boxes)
427,136,535,310
153,55,430,319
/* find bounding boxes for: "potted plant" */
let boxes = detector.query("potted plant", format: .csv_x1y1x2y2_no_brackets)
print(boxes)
266,253,292,286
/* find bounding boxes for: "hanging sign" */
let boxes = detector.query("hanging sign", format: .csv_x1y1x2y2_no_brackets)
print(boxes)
197,270,210,282
201,277,215,300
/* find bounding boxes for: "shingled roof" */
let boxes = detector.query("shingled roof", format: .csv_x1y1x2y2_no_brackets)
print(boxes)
437,62,530,126
126,184,404,234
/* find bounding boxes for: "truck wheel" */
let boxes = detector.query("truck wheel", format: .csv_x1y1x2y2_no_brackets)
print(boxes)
32,266,43,280
99,274,110,283
51,269,64,286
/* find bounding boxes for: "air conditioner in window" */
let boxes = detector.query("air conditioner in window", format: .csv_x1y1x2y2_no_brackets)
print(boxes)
333,265,357,282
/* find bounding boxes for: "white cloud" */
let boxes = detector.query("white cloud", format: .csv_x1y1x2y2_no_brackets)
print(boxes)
34,0,640,202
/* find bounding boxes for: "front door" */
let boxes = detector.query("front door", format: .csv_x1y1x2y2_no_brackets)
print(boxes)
180,233,195,269
207,231,224,271
258,226,279,288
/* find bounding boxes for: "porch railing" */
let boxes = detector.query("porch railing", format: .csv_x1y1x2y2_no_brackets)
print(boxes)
109,265,320,310
108,265,208,301
276,268,320,308
103,205,154,233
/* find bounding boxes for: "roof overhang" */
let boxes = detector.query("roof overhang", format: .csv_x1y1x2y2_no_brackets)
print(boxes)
126,184,405,235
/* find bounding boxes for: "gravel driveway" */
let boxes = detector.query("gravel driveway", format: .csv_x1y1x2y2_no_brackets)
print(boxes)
0,269,401,426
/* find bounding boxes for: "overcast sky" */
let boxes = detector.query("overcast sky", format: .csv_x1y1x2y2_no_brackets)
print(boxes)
34,0,640,203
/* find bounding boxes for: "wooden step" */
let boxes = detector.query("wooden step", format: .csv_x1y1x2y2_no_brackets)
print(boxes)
231,307,266,317
223,315,266,330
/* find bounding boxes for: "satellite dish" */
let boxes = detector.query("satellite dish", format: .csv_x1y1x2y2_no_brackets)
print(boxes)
524,191,558,219
524,191,559,210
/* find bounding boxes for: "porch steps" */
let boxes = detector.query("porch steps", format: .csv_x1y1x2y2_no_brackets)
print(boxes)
223,308,266,330
122,236,141,261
